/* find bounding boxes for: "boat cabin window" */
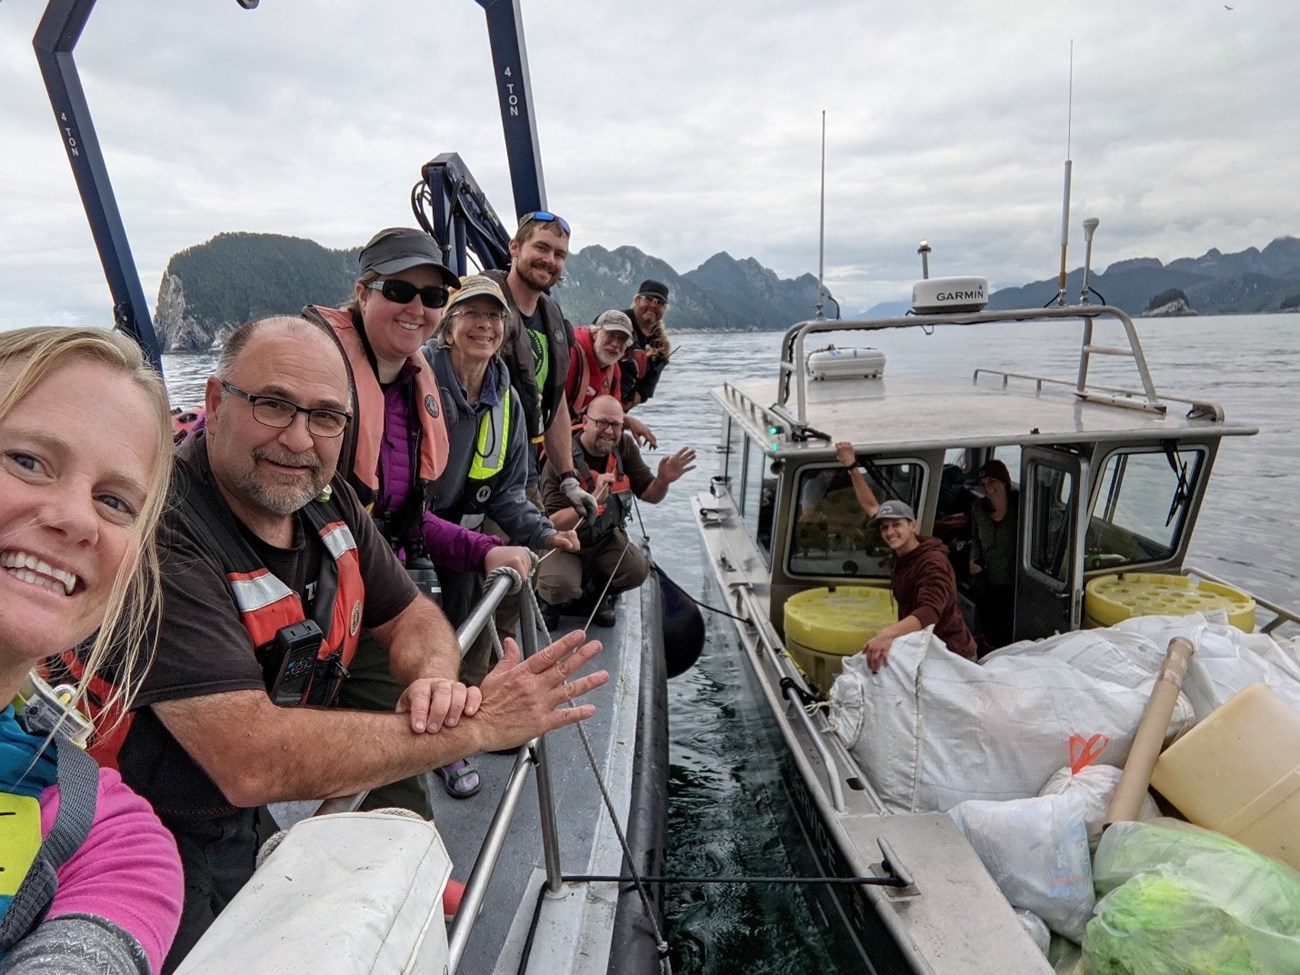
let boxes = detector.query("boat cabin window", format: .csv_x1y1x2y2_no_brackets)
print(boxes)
739,436,775,560
719,417,743,490
1025,463,1076,584
1086,446,1206,570
788,459,924,579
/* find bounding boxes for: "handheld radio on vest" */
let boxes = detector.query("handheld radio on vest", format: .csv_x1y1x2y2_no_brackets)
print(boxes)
264,621,325,707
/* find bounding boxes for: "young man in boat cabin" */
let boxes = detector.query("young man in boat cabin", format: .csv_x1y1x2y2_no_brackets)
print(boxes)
619,279,673,409
96,316,607,971
536,395,694,628
564,309,656,446
482,212,598,522
834,442,977,670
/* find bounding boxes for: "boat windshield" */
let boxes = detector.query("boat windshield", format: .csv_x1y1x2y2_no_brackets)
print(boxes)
788,460,925,579
1086,445,1207,570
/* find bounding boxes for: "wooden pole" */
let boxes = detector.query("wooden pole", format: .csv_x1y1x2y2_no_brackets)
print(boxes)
1106,636,1196,822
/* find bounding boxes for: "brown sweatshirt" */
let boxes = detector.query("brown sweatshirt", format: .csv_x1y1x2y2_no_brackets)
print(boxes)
891,535,977,658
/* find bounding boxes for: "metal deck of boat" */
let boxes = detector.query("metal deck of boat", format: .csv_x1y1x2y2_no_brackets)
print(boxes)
437,578,668,975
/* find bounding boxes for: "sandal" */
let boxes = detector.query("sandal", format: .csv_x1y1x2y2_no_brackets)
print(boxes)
436,758,481,799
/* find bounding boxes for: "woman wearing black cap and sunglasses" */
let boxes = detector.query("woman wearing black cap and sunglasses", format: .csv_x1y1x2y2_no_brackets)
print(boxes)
302,228,535,805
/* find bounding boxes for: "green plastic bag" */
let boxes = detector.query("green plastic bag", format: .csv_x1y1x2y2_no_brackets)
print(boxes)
1084,819,1300,975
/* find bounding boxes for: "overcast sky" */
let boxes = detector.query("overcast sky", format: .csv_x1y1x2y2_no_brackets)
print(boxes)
2,0,1297,328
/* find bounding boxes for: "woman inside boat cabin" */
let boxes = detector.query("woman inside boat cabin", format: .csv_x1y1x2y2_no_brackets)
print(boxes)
968,458,1018,651
834,441,977,670
0,327,182,974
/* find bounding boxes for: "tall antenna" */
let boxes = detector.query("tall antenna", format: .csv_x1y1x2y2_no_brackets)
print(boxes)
815,110,827,320
1056,40,1075,306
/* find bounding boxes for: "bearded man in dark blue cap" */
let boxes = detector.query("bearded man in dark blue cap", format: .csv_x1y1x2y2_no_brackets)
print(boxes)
619,279,673,409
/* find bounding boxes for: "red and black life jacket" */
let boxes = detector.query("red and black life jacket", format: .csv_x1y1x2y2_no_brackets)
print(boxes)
51,454,366,772
571,434,633,547
566,326,621,421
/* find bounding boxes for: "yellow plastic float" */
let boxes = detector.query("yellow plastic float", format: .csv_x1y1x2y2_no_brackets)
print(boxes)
783,585,896,690
1084,572,1256,631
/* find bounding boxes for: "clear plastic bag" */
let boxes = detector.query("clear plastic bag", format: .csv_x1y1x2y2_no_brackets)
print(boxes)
1084,819,1300,974
948,789,1094,941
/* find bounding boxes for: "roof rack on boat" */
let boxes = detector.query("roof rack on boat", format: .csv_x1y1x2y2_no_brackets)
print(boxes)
773,304,1200,431
721,381,809,445
970,368,1226,421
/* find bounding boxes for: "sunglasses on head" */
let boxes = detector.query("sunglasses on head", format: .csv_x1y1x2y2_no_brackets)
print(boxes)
366,278,450,308
519,210,571,236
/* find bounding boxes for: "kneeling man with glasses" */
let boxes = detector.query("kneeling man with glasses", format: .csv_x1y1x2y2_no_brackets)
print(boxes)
536,395,695,629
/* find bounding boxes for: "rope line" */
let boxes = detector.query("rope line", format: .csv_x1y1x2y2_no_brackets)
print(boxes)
517,545,673,972
630,492,748,623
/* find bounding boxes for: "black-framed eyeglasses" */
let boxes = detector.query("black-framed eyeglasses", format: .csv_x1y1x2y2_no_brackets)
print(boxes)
220,381,351,438
589,417,623,431
519,210,571,235
365,279,450,309
637,294,667,307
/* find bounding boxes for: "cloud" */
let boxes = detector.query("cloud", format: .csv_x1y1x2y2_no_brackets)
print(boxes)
3,0,1297,328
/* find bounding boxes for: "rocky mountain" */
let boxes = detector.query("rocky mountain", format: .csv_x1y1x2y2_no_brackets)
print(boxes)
153,232,1300,352
154,235,831,351
554,246,824,330
986,236,1300,315
156,233,359,352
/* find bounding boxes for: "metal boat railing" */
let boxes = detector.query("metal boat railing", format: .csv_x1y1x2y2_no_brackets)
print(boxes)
1182,564,1300,638
971,368,1225,420
316,567,561,974
731,583,887,815
774,305,1169,432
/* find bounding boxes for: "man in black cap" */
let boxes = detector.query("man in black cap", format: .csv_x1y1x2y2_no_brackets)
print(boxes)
619,279,673,409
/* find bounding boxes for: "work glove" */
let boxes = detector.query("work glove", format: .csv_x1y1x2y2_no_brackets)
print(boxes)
560,475,599,526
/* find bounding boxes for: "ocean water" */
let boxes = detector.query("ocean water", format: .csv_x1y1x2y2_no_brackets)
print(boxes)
163,313,1300,973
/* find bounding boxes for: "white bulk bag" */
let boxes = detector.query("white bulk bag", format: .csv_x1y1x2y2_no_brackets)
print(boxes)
176,811,452,975
1115,612,1300,720
1040,763,1159,852
829,629,1194,811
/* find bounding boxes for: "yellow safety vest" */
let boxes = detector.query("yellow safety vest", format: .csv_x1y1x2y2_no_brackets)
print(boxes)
467,388,511,481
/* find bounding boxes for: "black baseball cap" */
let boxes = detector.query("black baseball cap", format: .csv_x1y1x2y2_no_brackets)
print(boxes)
637,279,670,301
359,228,459,287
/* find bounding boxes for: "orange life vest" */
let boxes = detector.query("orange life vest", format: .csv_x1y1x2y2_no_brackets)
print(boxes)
306,305,449,502
572,435,633,546
566,326,622,422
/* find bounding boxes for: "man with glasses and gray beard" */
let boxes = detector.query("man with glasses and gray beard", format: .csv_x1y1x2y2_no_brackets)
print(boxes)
535,395,695,629
108,316,608,971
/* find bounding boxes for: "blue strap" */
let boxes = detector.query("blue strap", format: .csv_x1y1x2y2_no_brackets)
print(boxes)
0,719,100,953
